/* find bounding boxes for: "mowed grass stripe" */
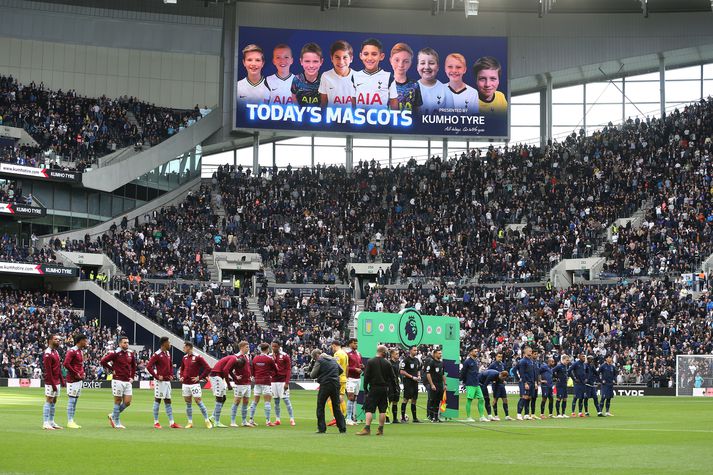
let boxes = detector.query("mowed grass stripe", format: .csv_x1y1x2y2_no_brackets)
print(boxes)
1,389,712,474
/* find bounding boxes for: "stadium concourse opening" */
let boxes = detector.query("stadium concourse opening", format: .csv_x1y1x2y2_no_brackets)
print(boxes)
1,0,713,472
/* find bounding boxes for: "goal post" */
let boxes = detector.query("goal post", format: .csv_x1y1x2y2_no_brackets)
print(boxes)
675,354,713,396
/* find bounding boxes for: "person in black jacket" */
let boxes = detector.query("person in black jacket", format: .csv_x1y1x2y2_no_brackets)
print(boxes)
310,349,346,434
356,345,397,436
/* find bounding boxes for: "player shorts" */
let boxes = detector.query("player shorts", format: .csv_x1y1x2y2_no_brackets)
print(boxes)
388,384,400,402
403,380,419,400
233,384,251,398
347,378,361,395
573,383,586,399
154,380,172,399
253,384,272,396
111,380,133,397
44,384,60,398
556,385,568,399
492,383,507,399
339,381,346,396
66,381,83,398
466,385,484,400
600,384,614,399
586,385,598,398
518,382,535,398
182,384,202,399
209,376,227,398
363,385,388,413
271,382,289,399
540,385,553,398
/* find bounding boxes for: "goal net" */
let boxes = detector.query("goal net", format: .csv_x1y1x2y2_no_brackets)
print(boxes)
676,354,713,396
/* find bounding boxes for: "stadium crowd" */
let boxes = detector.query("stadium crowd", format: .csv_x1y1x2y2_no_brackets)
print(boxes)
197,98,713,285
48,187,214,280
0,75,203,171
0,289,150,380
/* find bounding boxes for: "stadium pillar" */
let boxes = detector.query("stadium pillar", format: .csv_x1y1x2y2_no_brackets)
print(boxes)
346,135,353,173
541,76,552,145
272,140,276,170
659,56,666,118
311,135,315,169
252,131,260,175
388,137,392,168
442,138,448,159
233,148,237,168
427,138,431,158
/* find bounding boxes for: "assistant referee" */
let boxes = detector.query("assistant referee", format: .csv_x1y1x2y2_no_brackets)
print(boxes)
356,345,397,436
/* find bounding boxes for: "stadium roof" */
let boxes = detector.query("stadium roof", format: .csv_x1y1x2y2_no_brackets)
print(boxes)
34,0,713,17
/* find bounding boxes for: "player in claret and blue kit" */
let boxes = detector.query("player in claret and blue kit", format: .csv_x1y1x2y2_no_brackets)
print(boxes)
63,334,88,429
250,342,278,427
179,341,212,429
42,334,65,430
146,336,182,429
208,353,244,428
101,336,137,429
271,340,296,426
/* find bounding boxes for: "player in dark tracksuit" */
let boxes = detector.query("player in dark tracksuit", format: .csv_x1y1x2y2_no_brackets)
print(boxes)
585,356,602,416
597,355,617,416
516,347,536,420
488,353,509,420
569,354,587,416
552,355,571,417
539,357,555,418
529,349,541,416
478,369,507,421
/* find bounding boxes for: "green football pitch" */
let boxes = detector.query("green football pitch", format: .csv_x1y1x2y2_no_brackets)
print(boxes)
1,389,712,474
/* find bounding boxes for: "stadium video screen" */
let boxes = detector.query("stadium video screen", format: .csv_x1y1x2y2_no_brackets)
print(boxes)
234,26,509,138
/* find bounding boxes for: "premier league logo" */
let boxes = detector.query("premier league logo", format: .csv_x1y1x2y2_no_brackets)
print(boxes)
398,309,424,347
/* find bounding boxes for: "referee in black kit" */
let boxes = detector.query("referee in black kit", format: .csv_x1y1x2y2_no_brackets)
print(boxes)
425,348,447,422
399,345,422,423
356,345,398,436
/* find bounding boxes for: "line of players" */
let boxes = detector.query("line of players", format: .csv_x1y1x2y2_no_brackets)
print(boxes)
237,39,508,115
40,333,617,430
41,334,298,430
460,347,618,423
